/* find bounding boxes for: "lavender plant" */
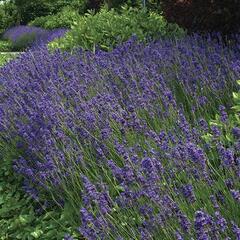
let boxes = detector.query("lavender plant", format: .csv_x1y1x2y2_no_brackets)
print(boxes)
0,34,240,239
2,26,67,51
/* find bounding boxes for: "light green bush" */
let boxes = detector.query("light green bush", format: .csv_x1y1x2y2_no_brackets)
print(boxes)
49,7,186,51
0,40,13,52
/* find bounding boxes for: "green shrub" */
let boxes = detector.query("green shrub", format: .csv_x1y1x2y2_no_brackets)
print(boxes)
105,0,162,11
14,0,85,24
0,40,13,52
0,2,18,34
29,16,48,28
29,6,82,29
49,7,186,51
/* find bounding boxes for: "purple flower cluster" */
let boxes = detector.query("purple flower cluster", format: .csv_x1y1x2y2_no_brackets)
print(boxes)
2,25,67,49
0,34,240,238
31,28,68,49
3,26,47,42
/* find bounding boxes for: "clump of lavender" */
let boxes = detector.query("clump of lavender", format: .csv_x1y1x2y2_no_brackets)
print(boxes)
2,25,67,50
2,26,47,43
0,34,240,239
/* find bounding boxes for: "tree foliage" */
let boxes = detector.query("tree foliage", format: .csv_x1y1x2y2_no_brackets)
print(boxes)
12,0,89,24
0,1,18,33
161,0,240,35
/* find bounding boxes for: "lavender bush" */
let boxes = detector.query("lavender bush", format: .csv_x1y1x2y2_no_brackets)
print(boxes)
2,25,67,50
0,34,240,239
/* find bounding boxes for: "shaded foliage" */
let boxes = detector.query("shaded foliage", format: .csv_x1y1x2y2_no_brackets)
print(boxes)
0,1,18,34
161,0,240,35
12,0,89,24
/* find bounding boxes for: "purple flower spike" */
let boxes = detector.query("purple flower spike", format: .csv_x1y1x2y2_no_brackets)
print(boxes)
230,189,240,202
219,105,228,123
64,234,74,240
232,127,240,139
215,211,227,233
2,25,67,50
181,184,196,203
175,230,184,240
232,221,240,240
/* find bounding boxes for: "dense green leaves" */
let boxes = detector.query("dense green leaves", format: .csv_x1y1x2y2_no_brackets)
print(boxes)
9,0,90,24
0,1,18,34
29,6,81,29
49,7,185,51
0,53,18,66
161,0,240,34
0,140,80,239
0,40,12,52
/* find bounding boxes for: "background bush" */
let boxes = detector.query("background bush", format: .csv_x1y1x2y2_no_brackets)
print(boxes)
49,7,185,51
11,0,90,24
29,6,81,29
0,1,18,34
107,0,162,11
161,0,240,35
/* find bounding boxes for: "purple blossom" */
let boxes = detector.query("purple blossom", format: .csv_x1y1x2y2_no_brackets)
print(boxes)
64,234,74,240
199,118,209,132
194,210,215,240
232,221,240,240
219,105,228,123
176,210,191,233
175,231,184,240
230,189,240,202
210,195,220,210
211,125,221,138
81,175,99,205
232,127,240,139
181,184,196,203
215,211,227,233
218,146,235,167
2,25,67,50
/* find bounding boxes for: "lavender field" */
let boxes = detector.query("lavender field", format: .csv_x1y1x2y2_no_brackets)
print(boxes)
0,29,240,239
